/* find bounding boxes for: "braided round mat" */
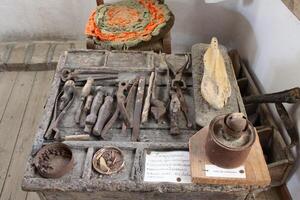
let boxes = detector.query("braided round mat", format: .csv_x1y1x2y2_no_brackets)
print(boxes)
85,0,174,49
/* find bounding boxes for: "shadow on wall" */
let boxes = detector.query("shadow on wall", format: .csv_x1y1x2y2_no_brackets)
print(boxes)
168,0,257,55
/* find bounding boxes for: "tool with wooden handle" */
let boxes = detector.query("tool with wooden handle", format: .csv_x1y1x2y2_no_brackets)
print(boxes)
60,68,118,82
176,87,193,128
93,91,114,136
84,86,104,134
75,77,94,124
117,81,132,127
79,94,94,128
84,95,94,113
44,80,75,140
121,78,139,134
170,90,181,135
132,76,146,141
101,107,119,140
151,68,166,123
60,134,93,141
100,81,132,140
59,80,75,112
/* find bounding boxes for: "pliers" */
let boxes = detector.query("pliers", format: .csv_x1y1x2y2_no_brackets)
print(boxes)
100,79,137,139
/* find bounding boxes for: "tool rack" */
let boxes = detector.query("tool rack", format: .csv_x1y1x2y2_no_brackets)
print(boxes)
22,49,266,200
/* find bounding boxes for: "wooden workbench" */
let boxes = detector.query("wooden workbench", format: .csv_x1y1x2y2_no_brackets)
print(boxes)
21,49,270,200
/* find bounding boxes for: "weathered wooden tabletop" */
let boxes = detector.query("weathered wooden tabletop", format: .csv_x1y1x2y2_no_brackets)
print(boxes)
22,49,268,200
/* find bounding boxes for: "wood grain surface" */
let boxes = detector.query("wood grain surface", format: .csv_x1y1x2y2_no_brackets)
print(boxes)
0,71,54,200
189,127,271,186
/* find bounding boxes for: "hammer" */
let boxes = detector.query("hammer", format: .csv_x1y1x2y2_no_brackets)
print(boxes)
75,77,94,124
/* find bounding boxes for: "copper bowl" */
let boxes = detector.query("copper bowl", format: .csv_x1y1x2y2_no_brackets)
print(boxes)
34,143,74,178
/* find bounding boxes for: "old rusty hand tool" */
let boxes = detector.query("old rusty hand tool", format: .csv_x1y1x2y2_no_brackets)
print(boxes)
167,54,192,128
169,90,181,135
168,54,190,89
101,80,132,140
176,87,192,128
243,87,300,104
44,81,75,140
60,68,118,82
117,81,132,127
121,78,139,134
158,53,171,103
84,86,105,134
93,89,114,136
132,76,146,141
150,68,166,123
58,80,75,112
141,72,155,124
75,77,94,124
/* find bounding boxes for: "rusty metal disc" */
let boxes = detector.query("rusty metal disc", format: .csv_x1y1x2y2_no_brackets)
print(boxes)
34,143,74,178
205,113,256,169
92,146,125,175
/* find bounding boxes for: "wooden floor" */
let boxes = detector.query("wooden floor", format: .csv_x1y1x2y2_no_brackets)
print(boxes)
0,71,55,200
0,71,282,200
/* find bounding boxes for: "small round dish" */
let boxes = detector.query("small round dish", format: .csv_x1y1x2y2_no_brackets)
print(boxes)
33,143,74,178
92,146,125,175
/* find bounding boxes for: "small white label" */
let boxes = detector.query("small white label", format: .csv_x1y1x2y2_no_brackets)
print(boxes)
144,151,192,183
205,165,246,178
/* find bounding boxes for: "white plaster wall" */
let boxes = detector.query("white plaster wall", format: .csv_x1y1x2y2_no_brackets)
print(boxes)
0,0,299,198
0,0,95,41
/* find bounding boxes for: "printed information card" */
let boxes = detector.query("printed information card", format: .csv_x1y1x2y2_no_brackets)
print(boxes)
205,164,246,178
144,151,192,183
